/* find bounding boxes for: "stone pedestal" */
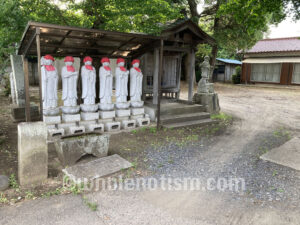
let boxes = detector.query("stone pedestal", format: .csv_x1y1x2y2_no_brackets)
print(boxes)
81,112,99,121
131,107,144,116
54,133,110,167
18,122,48,186
80,104,98,113
193,93,220,114
136,116,150,127
11,104,40,122
43,115,61,125
62,114,80,123
116,109,130,118
99,103,114,111
80,121,104,133
99,110,115,120
104,121,121,132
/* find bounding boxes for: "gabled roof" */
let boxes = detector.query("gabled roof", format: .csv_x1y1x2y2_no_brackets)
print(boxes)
246,37,300,54
216,58,242,65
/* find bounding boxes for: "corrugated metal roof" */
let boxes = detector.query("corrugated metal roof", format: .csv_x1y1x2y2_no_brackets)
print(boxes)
216,58,242,65
246,37,300,54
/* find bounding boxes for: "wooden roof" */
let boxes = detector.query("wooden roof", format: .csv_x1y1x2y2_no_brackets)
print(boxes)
18,20,215,58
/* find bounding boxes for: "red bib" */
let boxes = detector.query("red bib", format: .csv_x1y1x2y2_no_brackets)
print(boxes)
45,65,55,71
67,65,75,72
104,66,111,71
134,67,141,72
120,66,126,72
85,65,93,70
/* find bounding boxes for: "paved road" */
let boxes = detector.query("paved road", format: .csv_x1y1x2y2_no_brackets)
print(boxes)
1,84,300,225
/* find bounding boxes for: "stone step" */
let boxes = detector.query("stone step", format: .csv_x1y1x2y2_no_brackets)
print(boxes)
161,112,211,124
162,118,217,129
161,104,205,116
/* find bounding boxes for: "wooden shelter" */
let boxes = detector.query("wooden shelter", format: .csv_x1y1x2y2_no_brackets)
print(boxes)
17,19,215,128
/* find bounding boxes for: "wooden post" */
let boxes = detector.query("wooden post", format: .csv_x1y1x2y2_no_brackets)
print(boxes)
157,39,164,130
77,57,83,105
188,49,195,101
153,48,159,105
22,56,31,122
36,27,43,120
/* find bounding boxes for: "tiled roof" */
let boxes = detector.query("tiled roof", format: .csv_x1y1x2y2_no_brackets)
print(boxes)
247,37,300,53
216,58,242,65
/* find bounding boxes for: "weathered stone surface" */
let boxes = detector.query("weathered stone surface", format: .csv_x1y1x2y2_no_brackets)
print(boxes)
67,126,86,135
54,133,110,167
99,110,115,119
80,121,104,133
62,113,80,123
261,137,300,171
0,175,9,191
193,93,220,114
43,115,61,125
136,117,150,127
48,128,65,139
104,121,121,132
80,104,98,113
131,107,144,116
10,54,25,106
11,104,40,122
18,122,48,186
116,109,131,117
62,154,132,183
120,119,136,130
81,112,99,121
61,106,80,114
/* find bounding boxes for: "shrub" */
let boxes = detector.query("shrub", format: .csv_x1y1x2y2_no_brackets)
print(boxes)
232,66,241,84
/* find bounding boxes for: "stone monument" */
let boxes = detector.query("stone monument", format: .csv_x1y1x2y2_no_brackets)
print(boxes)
99,57,120,132
115,58,136,129
129,59,150,127
79,56,103,132
193,56,220,114
41,55,64,137
60,56,85,134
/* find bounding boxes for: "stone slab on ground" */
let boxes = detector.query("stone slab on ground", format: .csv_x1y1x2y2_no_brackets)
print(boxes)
260,137,300,171
0,175,9,191
63,154,132,183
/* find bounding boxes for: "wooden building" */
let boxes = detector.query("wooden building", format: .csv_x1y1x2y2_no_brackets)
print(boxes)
213,58,242,82
241,37,300,85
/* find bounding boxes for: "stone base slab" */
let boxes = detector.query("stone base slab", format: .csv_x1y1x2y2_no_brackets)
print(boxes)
11,104,40,122
43,115,61,125
99,110,115,119
81,112,99,121
104,121,121,132
116,109,131,117
62,114,81,123
136,117,150,127
121,119,136,130
131,107,145,116
54,133,110,167
62,154,131,183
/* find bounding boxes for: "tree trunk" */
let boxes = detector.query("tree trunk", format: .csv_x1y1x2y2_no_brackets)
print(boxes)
210,45,218,82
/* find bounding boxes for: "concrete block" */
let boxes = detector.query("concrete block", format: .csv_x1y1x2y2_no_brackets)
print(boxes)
11,104,40,122
48,128,65,139
54,133,110,167
18,122,48,186
104,121,121,132
99,110,115,119
136,117,150,127
62,154,132,183
116,109,131,117
81,112,99,121
131,107,145,116
62,114,81,123
80,121,104,133
66,126,86,135
120,119,136,130
43,115,61,125
0,175,9,191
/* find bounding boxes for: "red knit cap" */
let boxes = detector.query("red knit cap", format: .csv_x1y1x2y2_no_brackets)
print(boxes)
132,59,140,65
83,56,93,63
44,55,54,61
117,58,125,64
101,57,110,64
64,56,74,62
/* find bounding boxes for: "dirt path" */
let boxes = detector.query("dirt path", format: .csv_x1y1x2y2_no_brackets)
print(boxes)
1,84,300,225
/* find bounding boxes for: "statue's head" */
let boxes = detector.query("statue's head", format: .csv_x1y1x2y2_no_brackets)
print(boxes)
117,58,125,67
84,56,92,65
64,56,74,66
43,55,54,65
204,55,210,62
132,59,140,68
101,57,110,66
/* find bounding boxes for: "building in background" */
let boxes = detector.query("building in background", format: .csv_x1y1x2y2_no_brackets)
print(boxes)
213,58,242,82
241,37,300,85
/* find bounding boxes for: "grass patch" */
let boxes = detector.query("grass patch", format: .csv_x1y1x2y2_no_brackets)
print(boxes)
211,112,232,122
82,196,98,211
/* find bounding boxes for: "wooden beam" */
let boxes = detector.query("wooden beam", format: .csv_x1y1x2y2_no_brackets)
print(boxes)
157,39,164,130
188,48,195,101
163,46,190,52
22,56,31,122
152,48,159,105
109,37,136,55
23,31,37,56
36,27,43,120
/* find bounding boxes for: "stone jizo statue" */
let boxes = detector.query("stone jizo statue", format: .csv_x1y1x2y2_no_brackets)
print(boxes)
198,55,214,93
81,56,98,112
99,57,114,111
130,59,144,108
62,56,80,113
41,54,59,116
115,58,130,109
